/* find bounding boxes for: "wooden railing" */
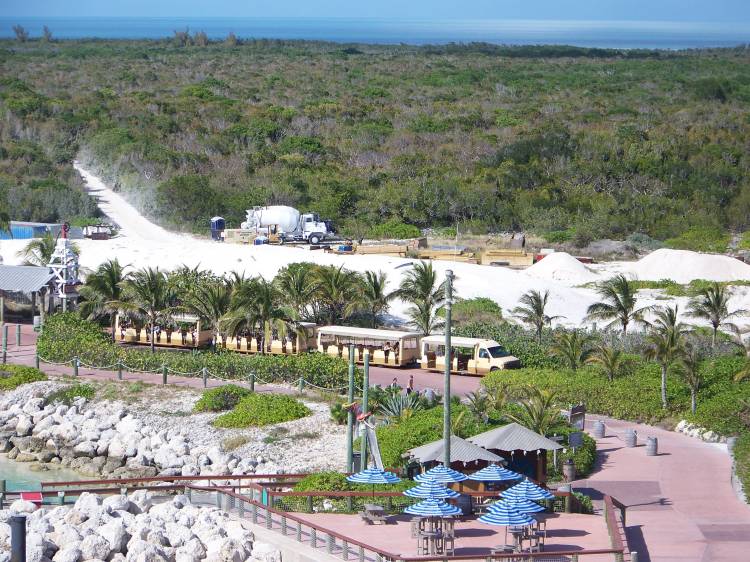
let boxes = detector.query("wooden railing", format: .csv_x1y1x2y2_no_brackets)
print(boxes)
17,475,628,562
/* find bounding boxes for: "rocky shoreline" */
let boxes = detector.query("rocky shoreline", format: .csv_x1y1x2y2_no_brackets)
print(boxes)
0,382,345,481
0,491,280,562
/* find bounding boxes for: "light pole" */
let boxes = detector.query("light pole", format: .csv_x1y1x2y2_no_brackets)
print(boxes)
443,269,453,468
346,344,355,472
360,351,370,467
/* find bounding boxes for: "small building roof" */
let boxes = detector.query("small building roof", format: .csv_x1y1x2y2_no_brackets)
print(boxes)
317,325,422,340
403,435,503,464
468,423,563,452
0,265,55,294
421,335,500,348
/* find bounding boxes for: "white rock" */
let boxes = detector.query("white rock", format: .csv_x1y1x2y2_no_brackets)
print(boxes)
80,534,112,561
103,494,131,513
97,520,130,553
9,499,37,514
249,542,281,562
15,414,33,436
74,492,103,517
52,546,82,562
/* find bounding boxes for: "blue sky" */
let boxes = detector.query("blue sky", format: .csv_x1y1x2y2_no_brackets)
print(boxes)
3,1,749,21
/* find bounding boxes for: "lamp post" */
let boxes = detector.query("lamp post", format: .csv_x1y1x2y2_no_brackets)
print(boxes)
443,269,453,468
360,351,370,467
346,344,355,472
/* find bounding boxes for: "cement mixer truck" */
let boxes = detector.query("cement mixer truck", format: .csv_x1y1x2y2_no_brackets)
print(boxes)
240,206,333,244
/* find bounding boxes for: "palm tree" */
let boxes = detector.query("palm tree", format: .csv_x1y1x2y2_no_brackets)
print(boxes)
186,280,232,348
275,263,318,320
643,305,689,409
78,259,129,342
117,267,177,353
687,282,747,347
314,265,363,325
505,387,561,435
398,261,447,335
361,270,394,328
549,330,594,370
585,274,652,334
511,289,562,344
586,343,625,382
18,233,79,266
222,277,296,353
677,345,703,414
0,211,10,236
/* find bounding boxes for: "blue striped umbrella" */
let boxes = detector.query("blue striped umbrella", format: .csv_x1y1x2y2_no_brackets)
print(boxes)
479,503,534,545
467,464,522,482
404,477,461,499
404,498,462,517
414,464,468,483
346,467,401,485
489,497,545,514
502,479,555,501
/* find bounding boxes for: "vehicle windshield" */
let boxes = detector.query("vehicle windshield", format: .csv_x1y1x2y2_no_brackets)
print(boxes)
486,345,509,358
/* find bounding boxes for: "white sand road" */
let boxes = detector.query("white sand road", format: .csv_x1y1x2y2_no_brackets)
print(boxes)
2,162,750,331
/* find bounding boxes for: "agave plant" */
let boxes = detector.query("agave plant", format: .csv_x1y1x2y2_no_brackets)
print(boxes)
380,392,425,423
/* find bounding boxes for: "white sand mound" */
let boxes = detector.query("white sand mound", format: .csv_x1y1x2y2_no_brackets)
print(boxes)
627,248,750,284
525,252,600,284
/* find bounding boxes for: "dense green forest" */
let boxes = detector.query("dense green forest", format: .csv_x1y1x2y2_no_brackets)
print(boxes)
1,38,750,244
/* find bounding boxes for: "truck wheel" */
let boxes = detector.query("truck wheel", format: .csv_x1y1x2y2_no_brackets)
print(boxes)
309,233,322,245
490,367,500,372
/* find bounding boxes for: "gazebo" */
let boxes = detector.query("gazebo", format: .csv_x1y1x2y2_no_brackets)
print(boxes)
0,265,56,324
468,423,562,484
404,435,502,474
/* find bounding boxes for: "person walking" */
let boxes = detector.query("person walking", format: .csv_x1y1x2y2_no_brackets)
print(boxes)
406,375,415,395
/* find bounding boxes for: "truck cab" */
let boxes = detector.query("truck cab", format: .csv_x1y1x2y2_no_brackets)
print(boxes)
420,336,520,375
297,213,329,244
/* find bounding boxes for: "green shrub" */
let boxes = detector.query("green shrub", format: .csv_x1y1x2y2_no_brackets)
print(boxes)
294,471,351,492
734,433,750,504
45,383,95,405
455,322,559,369
547,424,597,479
329,401,348,425
213,393,311,428
373,404,487,468
572,491,594,514
0,365,47,390
440,298,503,326
369,219,421,240
665,226,730,253
194,384,253,412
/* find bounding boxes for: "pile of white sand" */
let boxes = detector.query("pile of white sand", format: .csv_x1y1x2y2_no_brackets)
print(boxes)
626,248,750,284
525,252,600,284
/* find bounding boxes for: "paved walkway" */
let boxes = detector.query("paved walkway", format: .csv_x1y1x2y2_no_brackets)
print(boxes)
575,416,750,562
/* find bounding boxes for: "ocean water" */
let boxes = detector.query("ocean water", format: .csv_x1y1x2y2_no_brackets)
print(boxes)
0,455,80,492
0,17,748,49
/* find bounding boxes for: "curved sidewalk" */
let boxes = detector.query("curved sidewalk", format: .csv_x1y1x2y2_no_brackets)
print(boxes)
575,416,750,562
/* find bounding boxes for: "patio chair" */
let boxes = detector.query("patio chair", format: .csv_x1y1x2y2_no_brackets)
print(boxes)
443,526,455,555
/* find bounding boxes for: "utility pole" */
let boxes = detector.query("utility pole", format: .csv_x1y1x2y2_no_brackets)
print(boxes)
360,351,370,468
346,344,355,472
443,269,453,467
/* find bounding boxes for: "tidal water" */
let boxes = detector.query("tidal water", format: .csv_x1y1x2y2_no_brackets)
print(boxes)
0,17,748,49
0,454,80,492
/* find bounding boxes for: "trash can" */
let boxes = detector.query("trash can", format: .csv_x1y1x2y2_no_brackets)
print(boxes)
645,437,658,456
624,429,638,448
563,459,576,482
593,420,605,439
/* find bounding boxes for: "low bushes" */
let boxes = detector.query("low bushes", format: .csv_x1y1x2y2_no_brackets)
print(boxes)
37,313,356,390
194,384,253,412
212,393,311,428
0,365,47,390
45,383,95,405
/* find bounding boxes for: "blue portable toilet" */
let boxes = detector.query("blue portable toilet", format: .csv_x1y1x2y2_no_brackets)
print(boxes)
210,217,225,241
